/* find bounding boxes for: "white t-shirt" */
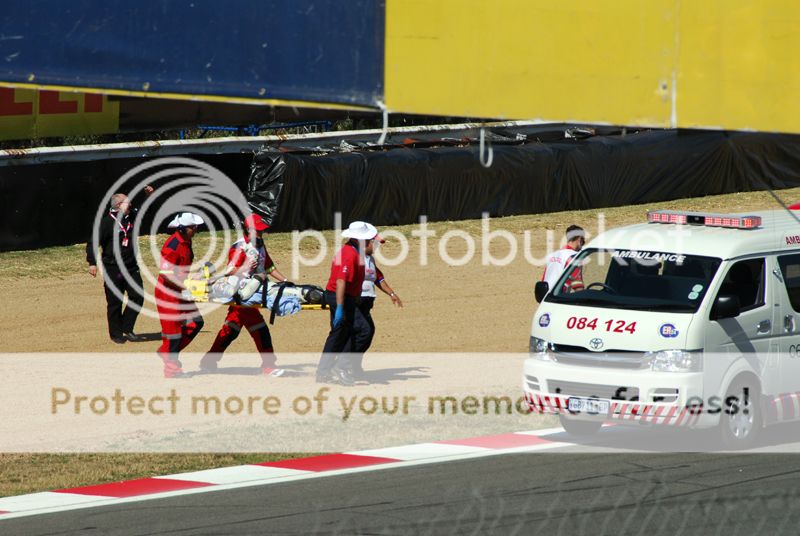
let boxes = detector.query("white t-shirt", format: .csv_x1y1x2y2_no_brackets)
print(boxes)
361,255,384,298
541,247,581,290
231,238,270,277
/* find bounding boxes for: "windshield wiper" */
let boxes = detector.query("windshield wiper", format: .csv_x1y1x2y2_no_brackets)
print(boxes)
558,296,615,306
551,296,694,312
642,303,695,312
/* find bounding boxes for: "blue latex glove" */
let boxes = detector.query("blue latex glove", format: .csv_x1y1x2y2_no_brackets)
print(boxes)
333,305,345,328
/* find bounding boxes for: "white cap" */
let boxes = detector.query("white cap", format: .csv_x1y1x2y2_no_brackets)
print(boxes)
341,221,384,242
167,212,204,229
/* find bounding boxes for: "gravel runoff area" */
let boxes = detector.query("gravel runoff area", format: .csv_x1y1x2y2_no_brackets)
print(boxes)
1,187,799,495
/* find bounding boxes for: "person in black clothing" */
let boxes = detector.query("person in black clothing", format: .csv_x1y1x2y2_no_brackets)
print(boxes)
86,186,153,343
342,252,403,379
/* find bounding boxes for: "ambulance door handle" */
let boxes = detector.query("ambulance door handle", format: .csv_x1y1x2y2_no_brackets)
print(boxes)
786,315,796,333
756,320,771,334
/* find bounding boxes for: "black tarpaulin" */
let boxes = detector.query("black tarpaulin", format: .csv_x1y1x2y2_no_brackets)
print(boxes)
4,127,800,252
247,129,800,231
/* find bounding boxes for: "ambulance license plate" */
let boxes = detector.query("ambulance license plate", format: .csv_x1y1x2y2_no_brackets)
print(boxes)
567,397,609,415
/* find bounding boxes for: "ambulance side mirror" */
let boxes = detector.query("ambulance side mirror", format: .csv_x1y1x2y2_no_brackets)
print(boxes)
711,294,741,321
534,281,549,303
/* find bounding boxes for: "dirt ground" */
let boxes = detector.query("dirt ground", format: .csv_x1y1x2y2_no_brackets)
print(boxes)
0,226,537,356
1,187,799,496
2,188,799,356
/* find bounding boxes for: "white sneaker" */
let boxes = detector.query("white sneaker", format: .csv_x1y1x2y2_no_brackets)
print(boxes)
262,367,286,377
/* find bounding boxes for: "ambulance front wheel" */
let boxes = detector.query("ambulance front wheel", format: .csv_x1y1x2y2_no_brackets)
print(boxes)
559,415,603,437
719,378,761,450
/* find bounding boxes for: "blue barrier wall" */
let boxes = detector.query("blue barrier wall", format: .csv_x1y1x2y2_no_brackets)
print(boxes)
0,0,384,106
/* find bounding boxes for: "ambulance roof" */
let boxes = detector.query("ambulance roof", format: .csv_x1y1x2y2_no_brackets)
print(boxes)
590,210,800,260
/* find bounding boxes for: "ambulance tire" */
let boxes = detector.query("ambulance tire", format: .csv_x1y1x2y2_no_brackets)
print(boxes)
719,378,761,450
559,415,603,437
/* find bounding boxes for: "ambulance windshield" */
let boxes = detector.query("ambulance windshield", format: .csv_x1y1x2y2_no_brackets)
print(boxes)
546,248,722,312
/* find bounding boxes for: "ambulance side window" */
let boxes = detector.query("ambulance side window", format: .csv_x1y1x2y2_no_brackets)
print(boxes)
718,258,765,312
778,254,800,312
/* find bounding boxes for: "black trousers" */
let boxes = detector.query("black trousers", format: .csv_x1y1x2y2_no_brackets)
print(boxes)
317,291,358,376
103,266,144,339
343,297,375,371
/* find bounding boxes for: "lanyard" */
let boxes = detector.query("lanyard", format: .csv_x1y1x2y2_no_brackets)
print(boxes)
109,211,131,242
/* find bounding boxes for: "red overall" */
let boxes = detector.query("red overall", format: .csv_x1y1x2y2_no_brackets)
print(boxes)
205,238,278,371
155,231,203,377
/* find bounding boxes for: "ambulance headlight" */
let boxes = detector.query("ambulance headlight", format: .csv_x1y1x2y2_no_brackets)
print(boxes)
647,350,702,372
529,336,553,361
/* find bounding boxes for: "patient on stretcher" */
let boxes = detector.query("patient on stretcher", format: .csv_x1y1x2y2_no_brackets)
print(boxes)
188,275,323,318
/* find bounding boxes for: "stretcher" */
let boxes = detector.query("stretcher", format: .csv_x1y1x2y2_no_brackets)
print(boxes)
183,270,326,323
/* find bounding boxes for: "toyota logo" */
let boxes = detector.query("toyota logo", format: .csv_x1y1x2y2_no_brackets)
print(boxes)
589,338,604,351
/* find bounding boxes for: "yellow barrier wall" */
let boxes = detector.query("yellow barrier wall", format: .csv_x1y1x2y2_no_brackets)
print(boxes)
678,0,800,132
0,89,119,141
385,0,800,133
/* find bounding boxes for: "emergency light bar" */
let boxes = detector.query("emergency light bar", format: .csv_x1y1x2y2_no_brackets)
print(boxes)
647,210,761,229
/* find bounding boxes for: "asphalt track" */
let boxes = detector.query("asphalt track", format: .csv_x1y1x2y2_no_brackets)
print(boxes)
8,425,800,535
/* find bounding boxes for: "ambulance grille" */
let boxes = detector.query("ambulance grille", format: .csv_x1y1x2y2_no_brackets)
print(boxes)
551,344,648,369
548,380,639,401
651,388,679,403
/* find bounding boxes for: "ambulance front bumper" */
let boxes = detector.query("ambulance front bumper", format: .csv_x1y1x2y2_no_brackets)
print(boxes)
523,356,709,428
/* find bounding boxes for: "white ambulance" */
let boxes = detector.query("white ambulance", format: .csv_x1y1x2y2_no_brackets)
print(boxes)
525,209,800,448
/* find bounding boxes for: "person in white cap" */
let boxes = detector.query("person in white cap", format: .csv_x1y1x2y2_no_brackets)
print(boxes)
316,221,380,386
342,239,403,379
155,212,205,378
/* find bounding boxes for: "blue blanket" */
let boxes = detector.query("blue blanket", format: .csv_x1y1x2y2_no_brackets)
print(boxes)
239,289,302,316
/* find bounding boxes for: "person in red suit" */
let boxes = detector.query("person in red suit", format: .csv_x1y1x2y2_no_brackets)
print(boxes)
155,212,205,378
316,221,383,386
200,214,290,376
